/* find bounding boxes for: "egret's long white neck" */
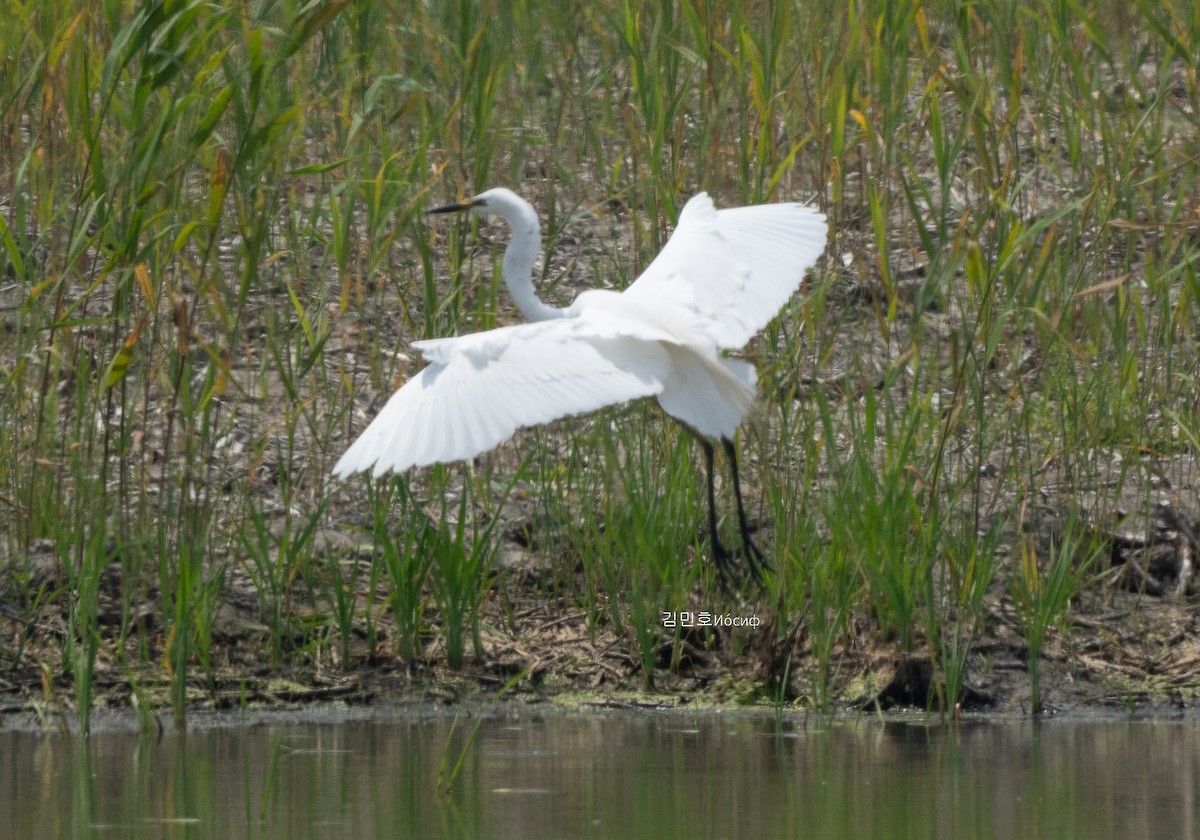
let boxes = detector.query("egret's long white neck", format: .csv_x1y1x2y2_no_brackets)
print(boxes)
501,212,562,322
476,188,566,322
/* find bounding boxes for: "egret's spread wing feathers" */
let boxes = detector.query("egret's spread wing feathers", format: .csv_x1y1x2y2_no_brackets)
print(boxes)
331,319,672,477
624,193,827,350
333,189,827,484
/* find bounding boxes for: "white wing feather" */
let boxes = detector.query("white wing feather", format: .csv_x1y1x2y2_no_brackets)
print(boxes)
333,191,827,479
331,318,673,477
624,193,827,350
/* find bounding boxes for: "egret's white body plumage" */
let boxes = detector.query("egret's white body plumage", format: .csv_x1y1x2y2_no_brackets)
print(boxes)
332,188,827,480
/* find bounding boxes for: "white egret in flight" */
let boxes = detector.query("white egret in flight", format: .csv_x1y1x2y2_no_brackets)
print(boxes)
333,188,827,587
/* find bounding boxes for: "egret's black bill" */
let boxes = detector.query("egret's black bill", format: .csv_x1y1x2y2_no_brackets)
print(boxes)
427,198,479,215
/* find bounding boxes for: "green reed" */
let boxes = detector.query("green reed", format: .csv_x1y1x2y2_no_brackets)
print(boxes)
1,0,1198,722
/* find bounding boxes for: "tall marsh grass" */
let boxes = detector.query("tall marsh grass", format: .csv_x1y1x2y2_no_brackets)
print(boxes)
1,0,1198,727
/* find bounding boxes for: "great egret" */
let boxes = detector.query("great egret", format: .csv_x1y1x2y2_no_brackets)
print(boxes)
333,188,827,587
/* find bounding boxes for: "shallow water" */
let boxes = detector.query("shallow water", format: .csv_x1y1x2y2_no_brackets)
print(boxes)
2,710,1197,839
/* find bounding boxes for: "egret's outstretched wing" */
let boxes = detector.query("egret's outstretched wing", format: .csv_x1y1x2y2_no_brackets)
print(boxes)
623,193,827,350
332,318,672,477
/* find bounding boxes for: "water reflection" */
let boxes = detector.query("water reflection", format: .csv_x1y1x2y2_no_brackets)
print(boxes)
2,712,1197,839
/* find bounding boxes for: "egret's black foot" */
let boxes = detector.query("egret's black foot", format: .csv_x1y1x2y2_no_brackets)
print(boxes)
739,528,770,589
710,535,770,595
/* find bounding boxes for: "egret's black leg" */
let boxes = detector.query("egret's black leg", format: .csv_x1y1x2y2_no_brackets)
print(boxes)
701,439,736,590
723,437,768,586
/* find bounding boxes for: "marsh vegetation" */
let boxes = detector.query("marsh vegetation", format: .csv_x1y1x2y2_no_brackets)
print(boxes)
1,0,1199,731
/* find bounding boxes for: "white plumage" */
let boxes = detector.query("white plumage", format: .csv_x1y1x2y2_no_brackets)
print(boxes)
332,187,827,586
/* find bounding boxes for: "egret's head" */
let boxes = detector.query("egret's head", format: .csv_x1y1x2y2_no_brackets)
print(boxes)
427,188,525,219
